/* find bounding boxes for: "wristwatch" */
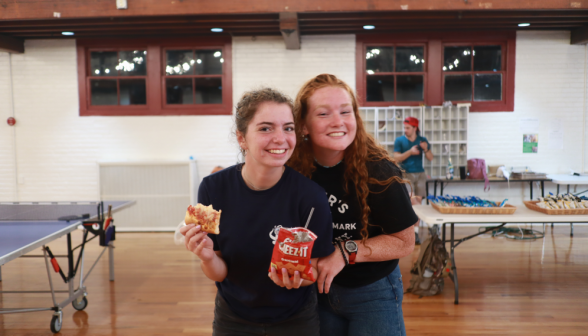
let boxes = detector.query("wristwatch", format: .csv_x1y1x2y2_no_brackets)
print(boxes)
344,240,358,264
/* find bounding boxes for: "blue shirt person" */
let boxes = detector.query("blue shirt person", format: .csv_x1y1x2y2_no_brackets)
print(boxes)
393,117,434,199
393,134,430,173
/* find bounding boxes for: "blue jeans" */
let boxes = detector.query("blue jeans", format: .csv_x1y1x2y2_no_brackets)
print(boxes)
317,265,406,336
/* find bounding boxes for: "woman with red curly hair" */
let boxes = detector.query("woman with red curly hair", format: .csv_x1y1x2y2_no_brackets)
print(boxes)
288,74,418,336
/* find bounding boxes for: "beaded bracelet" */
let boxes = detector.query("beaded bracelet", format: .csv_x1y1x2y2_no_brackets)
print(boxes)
335,241,349,266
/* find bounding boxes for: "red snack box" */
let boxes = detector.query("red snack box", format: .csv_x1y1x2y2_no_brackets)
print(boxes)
269,227,317,282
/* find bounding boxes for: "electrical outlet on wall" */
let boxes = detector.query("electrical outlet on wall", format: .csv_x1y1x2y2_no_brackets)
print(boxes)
116,0,127,9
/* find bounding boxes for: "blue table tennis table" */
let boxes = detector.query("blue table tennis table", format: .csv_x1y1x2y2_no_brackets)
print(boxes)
0,201,134,333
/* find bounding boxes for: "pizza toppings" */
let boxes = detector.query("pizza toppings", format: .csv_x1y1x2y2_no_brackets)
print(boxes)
185,204,221,234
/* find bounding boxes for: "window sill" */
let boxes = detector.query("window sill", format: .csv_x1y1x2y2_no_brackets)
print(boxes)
80,106,232,116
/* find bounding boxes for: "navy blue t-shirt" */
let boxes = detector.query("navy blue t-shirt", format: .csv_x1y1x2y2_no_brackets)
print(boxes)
393,134,430,173
199,164,334,324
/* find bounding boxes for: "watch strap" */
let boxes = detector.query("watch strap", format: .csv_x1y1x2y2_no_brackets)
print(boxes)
345,241,357,264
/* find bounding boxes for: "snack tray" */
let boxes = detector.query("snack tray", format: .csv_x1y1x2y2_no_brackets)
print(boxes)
431,202,517,214
523,201,588,215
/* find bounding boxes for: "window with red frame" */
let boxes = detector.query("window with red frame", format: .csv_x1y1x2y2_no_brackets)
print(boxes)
163,49,224,105
442,44,504,102
365,45,426,102
356,32,515,112
77,37,232,116
89,50,148,106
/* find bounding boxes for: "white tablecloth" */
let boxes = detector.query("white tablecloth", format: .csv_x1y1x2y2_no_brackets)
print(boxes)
546,174,588,185
413,204,588,225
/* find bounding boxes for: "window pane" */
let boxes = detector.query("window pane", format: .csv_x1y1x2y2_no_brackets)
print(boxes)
166,78,193,104
366,47,394,73
195,78,222,104
473,46,501,71
397,75,423,101
474,74,502,101
366,75,394,101
166,50,194,76
120,79,146,105
396,47,424,72
90,51,117,76
443,47,471,72
444,75,472,101
118,50,147,76
90,80,117,105
195,50,223,75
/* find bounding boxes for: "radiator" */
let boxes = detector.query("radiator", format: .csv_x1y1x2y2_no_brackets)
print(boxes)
98,161,199,231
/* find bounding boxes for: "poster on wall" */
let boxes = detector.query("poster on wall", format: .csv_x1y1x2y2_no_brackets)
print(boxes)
523,134,538,153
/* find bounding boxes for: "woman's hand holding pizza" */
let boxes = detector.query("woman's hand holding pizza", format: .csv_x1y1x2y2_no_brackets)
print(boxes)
268,267,303,290
180,224,216,263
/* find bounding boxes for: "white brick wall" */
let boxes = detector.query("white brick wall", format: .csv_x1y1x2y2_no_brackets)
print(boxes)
469,31,586,174
233,35,356,102
0,53,17,200
452,31,588,202
0,40,238,202
0,32,586,206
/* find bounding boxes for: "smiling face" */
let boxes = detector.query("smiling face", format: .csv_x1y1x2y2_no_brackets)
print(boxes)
303,86,357,162
237,101,296,169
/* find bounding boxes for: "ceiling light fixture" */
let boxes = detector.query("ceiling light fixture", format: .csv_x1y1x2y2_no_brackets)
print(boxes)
518,23,531,27
363,25,375,30
211,28,223,33
62,32,74,36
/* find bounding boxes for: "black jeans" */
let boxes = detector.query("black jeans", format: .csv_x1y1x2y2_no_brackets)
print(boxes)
212,290,320,336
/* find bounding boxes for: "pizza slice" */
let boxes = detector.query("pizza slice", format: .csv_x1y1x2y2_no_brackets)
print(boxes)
184,204,221,234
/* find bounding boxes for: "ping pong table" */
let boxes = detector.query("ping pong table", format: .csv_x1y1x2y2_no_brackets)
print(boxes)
0,201,134,333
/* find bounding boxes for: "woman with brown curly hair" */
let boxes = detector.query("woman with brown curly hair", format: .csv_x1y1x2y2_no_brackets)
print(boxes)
288,74,418,336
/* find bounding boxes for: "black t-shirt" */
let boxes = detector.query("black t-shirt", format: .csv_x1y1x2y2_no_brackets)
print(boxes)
311,160,418,288
201,165,334,324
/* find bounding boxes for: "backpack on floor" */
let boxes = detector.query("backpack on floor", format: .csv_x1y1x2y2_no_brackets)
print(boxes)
406,229,451,297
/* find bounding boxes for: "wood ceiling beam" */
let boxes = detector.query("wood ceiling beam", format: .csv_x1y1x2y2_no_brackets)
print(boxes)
280,12,300,50
0,22,278,34
299,19,588,28
299,10,588,21
301,23,582,30
1,1,587,20
571,26,588,44
0,34,24,53
0,14,278,29
2,18,585,36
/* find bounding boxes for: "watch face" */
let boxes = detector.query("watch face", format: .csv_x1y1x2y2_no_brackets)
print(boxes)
345,240,358,253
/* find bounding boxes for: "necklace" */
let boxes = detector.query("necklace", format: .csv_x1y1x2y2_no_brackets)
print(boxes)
241,165,285,191
314,158,342,169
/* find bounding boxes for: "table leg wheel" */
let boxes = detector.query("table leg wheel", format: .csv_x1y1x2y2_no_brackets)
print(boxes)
72,296,88,311
50,315,62,333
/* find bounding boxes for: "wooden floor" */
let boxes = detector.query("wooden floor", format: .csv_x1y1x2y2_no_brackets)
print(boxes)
1,225,587,335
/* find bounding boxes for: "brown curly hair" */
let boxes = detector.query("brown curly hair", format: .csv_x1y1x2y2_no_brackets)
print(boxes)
235,87,294,157
287,74,407,250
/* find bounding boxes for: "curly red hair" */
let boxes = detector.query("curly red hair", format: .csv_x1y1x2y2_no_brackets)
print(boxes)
287,74,408,250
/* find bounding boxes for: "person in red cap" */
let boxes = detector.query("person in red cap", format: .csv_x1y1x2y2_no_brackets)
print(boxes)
393,117,433,244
